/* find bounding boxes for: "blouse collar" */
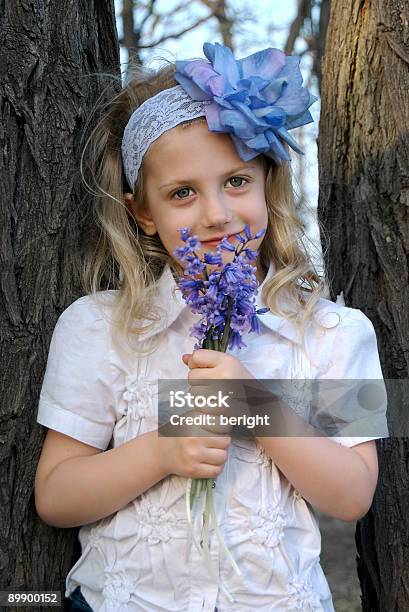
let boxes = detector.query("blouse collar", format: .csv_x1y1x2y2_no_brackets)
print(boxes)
140,260,301,344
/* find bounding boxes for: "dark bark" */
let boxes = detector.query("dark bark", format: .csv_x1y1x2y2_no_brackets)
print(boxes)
0,1,119,610
318,0,409,609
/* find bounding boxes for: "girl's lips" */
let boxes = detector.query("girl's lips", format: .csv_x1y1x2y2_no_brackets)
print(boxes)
201,233,240,246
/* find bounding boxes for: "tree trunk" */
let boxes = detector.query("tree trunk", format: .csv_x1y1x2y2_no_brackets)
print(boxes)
121,0,143,67
212,0,234,50
318,0,409,609
0,1,119,609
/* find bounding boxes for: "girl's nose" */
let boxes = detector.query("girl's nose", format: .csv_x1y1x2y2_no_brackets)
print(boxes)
201,193,232,227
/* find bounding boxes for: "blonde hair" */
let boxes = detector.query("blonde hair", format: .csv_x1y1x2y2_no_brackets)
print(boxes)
80,59,331,359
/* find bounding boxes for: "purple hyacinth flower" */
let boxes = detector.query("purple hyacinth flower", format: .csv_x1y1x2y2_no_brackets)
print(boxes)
179,227,190,242
219,236,236,252
204,251,223,265
173,225,270,352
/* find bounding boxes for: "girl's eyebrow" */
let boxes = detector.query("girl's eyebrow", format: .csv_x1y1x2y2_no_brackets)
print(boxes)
158,164,257,190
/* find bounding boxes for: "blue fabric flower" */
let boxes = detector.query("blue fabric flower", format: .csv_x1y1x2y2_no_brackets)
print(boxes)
174,42,318,165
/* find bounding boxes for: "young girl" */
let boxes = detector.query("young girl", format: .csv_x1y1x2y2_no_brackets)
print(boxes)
35,42,388,612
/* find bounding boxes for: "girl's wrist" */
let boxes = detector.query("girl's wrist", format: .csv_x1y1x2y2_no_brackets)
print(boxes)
155,433,173,479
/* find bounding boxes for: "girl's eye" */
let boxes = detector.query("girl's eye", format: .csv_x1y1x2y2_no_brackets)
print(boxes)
172,176,249,200
173,187,193,200
229,176,248,188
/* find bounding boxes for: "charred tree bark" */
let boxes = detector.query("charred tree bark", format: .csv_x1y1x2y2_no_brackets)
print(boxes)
0,1,119,610
318,0,409,609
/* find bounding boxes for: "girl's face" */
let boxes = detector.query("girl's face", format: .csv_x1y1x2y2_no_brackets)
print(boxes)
125,121,269,282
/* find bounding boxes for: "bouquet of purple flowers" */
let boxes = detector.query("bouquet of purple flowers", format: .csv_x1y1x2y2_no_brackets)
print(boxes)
174,224,269,600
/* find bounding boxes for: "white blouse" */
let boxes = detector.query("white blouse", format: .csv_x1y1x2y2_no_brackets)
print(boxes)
37,262,388,612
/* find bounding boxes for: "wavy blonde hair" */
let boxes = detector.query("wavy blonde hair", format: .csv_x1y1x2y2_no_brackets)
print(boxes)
80,59,331,359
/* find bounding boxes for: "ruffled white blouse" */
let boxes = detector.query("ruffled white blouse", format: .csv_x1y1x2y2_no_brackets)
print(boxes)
37,262,388,611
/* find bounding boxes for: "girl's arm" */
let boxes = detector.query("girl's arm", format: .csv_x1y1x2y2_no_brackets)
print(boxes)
255,310,384,521
35,429,168,528
256,434,378,521
35,427,231,528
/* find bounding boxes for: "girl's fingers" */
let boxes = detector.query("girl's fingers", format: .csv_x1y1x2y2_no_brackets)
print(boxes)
201,424,232,436
184,349,221,369
200,447,229,466
196,463,225,479
188,377,215,386
203,435,231,449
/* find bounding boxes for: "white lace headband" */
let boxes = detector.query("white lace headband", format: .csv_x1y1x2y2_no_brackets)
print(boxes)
121,85,207,191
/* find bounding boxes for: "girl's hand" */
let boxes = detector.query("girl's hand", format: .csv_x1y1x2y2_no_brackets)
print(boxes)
182,349,256,381
159,434,232,479
182,349,256,438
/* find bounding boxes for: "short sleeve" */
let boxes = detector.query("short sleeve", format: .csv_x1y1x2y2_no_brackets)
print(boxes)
319,308,389,448
37,298,117,450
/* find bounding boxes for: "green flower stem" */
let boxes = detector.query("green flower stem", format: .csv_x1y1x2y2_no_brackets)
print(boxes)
185,293,242,600
219,297,233,353
185,478,224,591
185,478,207,563
186,476,242,600
207,484,244,581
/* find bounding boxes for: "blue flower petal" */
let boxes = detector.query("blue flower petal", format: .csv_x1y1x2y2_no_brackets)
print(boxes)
265,130,291,160
271,79,307,116
276,127,304,154
204,103,226,131
255,106,287,129
236,76,270,97
229,100,268,130
202,42,216,63
243,133,270,153
239,48,286,81
207,74,227,97
276,56,303,87
219,109,261,139
204,42,240,89
173,71,212,101
262,77,289,105
229,134,260,161
285,107,315,130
